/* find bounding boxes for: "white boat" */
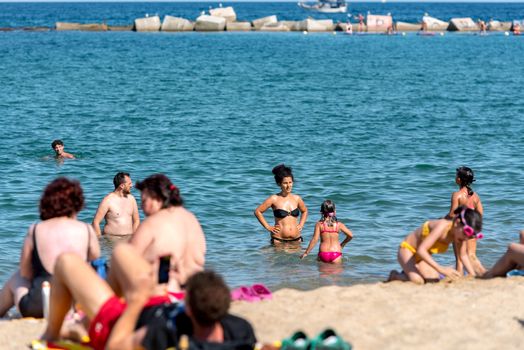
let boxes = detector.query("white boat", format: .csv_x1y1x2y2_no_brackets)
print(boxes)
298,0,347,14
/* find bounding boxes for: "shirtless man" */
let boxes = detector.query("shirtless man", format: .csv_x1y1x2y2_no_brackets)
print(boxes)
92,172,140,238
51,140,75,159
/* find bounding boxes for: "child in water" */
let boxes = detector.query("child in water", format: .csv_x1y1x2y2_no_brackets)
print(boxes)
300,200,353,263
446,166,485,275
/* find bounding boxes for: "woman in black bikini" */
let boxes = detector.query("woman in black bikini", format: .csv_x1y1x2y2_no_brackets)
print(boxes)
254,164,308,245
0,177,100,318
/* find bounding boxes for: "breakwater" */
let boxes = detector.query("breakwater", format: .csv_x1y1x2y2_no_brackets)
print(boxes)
1,6,523,34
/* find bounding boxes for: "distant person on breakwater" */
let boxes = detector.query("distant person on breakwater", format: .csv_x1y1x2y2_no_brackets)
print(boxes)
0,177,100,318
446,166,485,275
92,172,140,238
51,139,75,160
129,174,206,294
358,13,364,32
300,200,353,263
388,206,483,284
483,231,524,278
255,164,308,246
478,19,487,34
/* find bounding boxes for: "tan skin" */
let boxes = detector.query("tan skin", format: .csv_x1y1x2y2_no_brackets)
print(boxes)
447,176,485,275
254,176,308,243
300,214,353,264
92,175,140,237
53,144,75,159
128,190,206,294
388,217,477,284
43,245,229,350
0,215,100,316
483,231,524,278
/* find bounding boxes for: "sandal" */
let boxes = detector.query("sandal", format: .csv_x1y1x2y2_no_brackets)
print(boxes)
280,330,310,350
309,329,352,350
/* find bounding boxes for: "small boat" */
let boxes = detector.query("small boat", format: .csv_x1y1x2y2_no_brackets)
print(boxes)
298,0,347,14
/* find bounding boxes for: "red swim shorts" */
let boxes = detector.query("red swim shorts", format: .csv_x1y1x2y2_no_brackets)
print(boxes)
88,296,126,350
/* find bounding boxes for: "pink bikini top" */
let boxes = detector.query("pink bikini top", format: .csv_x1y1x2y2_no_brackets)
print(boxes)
320,222,338,234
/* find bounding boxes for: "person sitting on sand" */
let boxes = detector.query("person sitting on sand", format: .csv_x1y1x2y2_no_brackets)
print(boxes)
254,164,308,245
388,206,483,284
446,166,485,275
482,230,524,278
42,244,256,350
92,172,140,238
0,177,100,318
51,139,75,159
129,174,206,294
300,200,353,264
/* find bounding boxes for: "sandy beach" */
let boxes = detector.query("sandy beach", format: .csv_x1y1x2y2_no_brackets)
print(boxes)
1,277,523,349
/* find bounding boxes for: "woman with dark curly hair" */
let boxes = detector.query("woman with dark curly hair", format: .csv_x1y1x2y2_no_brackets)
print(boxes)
254,164,308,245
129,174,206,294
0,177,100,318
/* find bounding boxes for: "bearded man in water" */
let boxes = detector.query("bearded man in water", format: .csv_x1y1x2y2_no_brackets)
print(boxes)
92,172,140,238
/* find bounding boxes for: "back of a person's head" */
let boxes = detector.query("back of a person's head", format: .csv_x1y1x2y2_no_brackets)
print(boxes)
456,166,475,186
135,173,183,208
454,206,482,233
186,270,231,327
113,172,130,189
40,177,84,220
272,164,294,185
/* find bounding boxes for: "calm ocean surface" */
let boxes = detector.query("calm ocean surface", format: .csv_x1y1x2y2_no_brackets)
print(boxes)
1,2,524,291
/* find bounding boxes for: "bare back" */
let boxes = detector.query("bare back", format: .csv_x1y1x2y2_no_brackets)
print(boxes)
130,206,206,292
24,217,99,276
318,222,342,253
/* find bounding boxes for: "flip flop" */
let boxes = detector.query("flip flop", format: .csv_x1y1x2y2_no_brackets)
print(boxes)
309,329,352,350
231,286,261,302
251,283,272,300
281,331,309,350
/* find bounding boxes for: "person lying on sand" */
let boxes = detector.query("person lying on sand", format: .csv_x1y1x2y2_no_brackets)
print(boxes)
483,230,524,278
42,244,257,350
388,206,483,284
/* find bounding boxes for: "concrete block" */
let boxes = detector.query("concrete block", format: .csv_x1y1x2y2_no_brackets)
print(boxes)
422,16,449,31
487,20,512,31
226,21,252,31
448,17,478,31
209,6,237,23
55,22,108,31
305,18,334,32
161,16,194,31
134,16,161,32
252,15,278,30
195,15,226,31
366,14,393,32
259,22,291,32
395,22,421,32
281,21,306,31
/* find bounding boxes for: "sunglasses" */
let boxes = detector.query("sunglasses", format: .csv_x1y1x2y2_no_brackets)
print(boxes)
460,209,484,239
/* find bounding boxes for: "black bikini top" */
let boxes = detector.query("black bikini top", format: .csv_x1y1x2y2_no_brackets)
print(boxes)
273,208,300,218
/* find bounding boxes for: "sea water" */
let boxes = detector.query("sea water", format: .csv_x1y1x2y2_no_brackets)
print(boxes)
1,2,524,291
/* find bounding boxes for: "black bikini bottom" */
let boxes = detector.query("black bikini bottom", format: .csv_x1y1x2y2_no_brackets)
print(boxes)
270,236,303,244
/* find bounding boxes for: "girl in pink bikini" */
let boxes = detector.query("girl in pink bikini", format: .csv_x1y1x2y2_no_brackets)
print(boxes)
300,200,353,263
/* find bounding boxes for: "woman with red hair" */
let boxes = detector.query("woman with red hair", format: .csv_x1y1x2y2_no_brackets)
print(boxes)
0,177,100,317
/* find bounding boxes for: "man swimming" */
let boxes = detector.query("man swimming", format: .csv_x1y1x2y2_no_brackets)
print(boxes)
51,139,75,159
92,172,140,237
